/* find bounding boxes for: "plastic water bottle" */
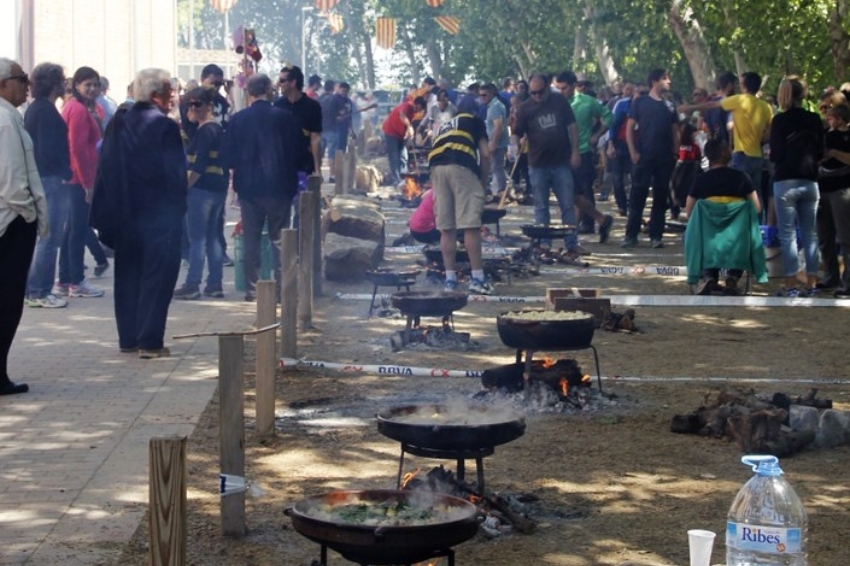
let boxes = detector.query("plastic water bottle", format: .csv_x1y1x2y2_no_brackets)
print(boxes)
726,455,808,566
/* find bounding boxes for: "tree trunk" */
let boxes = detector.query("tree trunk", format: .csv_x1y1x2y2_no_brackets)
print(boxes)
364,32,376,89
425,36,443,80
668,0,716,90
721,1,748,76
829,0,850,81
572,24,587,67
585,1,621,86
400,26,420,86
341,1,367,88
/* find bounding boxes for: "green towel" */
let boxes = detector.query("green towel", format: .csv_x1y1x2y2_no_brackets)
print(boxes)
684,200,768,284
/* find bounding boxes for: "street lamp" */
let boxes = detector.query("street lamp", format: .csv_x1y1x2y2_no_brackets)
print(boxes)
301,6,314,72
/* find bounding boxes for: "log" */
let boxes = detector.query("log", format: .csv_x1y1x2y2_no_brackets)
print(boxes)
279,229,298,358
765,429,816,457
149,435,187,566
255,281,276,439
298,190,317,330
219,335,246,536
794,388,833,409
726,408,787,453
355,165,383,193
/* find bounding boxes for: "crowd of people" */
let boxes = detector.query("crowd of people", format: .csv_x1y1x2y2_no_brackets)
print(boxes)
3,54,850,397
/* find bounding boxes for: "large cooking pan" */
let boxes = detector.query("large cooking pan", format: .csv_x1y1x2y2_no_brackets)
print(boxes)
391,291,468,318
497,310,595,350
377,404,526,451
520,224,576,240
285,489,479,565
365,267,421,287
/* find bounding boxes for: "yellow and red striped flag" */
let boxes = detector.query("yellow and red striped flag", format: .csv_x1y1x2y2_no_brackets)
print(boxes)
425,0,445,6
325,12,344,33
434,15,460,35
210,0,238,13
376,17,396,49
315,0,339,11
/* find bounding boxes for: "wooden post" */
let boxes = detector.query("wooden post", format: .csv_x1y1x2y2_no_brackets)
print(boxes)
308,175,323,298
298,190,316,330
346,148,357,194
255,281,276,439
219,334,246,536
280,229,298,358
333,151,344,195
149,435,187,566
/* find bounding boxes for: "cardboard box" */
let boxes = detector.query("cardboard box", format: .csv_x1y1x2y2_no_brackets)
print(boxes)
547,288,610,328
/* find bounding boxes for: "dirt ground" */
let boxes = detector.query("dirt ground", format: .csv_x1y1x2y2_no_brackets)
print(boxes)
115,202,850,566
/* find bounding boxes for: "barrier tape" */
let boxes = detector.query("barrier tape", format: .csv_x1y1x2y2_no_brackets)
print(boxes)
279,358,850,385
385,245,516,256
539,266,687,276
334,292,850,308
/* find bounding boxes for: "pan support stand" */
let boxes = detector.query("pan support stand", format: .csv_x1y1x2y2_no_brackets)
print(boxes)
368,280,415,318
396,443,493,494
516,346,603,393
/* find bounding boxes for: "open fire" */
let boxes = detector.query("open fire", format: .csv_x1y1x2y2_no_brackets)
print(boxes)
481,358,591,404
396,175,428,208
391,316,473,352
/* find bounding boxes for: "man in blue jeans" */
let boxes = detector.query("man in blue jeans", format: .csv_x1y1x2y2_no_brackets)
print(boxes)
511,74,586,257
23,62,72,308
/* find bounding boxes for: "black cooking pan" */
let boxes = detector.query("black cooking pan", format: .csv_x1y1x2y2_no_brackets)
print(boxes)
285,489,479,565
391,291,468,318
481,207,508,224
365,267,421,287
377,404,526,451
497,310,595,350
520,224,576,240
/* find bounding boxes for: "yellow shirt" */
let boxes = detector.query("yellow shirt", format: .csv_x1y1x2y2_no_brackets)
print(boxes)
720,94,773,158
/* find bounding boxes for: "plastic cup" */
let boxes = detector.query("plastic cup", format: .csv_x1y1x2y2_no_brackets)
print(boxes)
687,529,716,566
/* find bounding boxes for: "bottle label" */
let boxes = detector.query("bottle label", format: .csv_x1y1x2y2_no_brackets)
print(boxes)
726,522,802,553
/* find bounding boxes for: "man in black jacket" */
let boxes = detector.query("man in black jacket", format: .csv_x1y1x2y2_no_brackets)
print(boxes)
224,74,302,301
24,62,72,308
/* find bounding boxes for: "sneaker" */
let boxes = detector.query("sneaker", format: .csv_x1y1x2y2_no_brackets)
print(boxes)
93,261,110,278
598,215,614,244
724,277,740,296
26,294,68,308
444,279,459,291
834,288,850,298
52,283,70,297
173,286,201,300
222,255,235,267
816,279,839,290
695,277,717,296
567,245,592,256
801,287,818,298
621,237,638,249
68,279,105,298
244,292,256,302
776,287,800,298
139,347,170,359
651,239,664,249
203,287,225,298
468,278,493,295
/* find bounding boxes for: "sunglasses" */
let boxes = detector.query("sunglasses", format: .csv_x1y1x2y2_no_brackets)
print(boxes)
5,73,28,85
187,100,206,108
529,88,546,96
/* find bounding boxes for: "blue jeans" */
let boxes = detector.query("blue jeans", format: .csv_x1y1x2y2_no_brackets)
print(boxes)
609,141,631,213
773,179,819,277
385,134,404,186
184,189,226,290
58,184,88,285
321,131,339,161
529,165,578,249
731,152,763,191
26,176,70,297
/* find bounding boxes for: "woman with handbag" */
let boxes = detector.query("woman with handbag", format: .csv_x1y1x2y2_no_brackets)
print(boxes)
818,104,850,297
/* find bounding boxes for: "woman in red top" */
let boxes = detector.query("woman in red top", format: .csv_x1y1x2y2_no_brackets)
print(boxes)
58,67,106,298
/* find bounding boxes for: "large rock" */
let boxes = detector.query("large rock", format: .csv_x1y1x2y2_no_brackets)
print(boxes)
789,405,819,434
325,196,386,243
323,232,382,282
816,409,850,448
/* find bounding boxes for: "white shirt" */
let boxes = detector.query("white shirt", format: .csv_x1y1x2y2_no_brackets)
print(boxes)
0,97,48,238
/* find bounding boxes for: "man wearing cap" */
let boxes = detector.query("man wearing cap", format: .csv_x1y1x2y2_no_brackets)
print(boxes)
0,58,49,394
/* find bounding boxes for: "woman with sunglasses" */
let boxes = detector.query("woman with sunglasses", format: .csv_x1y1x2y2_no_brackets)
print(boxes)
173,88,228,300
58,66,107,298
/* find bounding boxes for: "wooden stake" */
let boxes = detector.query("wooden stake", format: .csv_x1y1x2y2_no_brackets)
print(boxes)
255,281,276,439
308,175,323,298
149,435,187,566
219,335,246,536
298,190,317,330
333,152,344,195
280,229,298,358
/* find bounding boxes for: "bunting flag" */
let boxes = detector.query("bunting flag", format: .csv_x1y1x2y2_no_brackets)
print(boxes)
315,0,339,11
324,12,344,34
376,17,396,49
434,15,460,35
425,0,445,6
210,0,238,12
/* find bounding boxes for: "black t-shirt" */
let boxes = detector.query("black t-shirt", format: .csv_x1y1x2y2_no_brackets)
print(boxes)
689,166,755,200
512,92,576,168
428,113,487,177
628,95,678,160
820,129,850,193
319,92,338,131
334,94,353,137
769,107,824,181
186,122,228,192
274,94,322,173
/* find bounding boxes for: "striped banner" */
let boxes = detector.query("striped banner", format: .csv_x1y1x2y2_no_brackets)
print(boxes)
434,15,460,35
210,0,238,12
376,17,397,49
425,0,445,6
325,12,344,33
315,0,339,11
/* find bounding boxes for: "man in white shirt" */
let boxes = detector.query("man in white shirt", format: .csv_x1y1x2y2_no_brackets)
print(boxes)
0,58,49,395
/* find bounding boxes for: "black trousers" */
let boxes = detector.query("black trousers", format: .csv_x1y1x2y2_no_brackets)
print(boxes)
625,156,675,241
113,207,183,350
240,194,292,296
0,216,37,382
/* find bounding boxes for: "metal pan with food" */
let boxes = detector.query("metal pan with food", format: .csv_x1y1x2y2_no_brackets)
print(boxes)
496,309,595,350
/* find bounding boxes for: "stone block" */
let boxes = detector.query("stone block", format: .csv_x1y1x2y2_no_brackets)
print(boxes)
816,409,850,448
789,405,820,434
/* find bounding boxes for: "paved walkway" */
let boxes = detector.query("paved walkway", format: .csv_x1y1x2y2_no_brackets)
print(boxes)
0,248,256,564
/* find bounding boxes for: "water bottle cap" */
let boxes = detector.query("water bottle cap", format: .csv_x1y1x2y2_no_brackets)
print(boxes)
741,454,783,476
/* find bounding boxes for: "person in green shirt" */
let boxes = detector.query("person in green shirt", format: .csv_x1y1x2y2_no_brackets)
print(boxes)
554,71,615,244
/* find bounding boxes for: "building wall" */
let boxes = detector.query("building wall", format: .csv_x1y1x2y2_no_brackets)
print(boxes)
16,0,177,98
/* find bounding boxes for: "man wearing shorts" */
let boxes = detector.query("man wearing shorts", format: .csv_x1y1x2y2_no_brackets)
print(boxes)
428,111,492,294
